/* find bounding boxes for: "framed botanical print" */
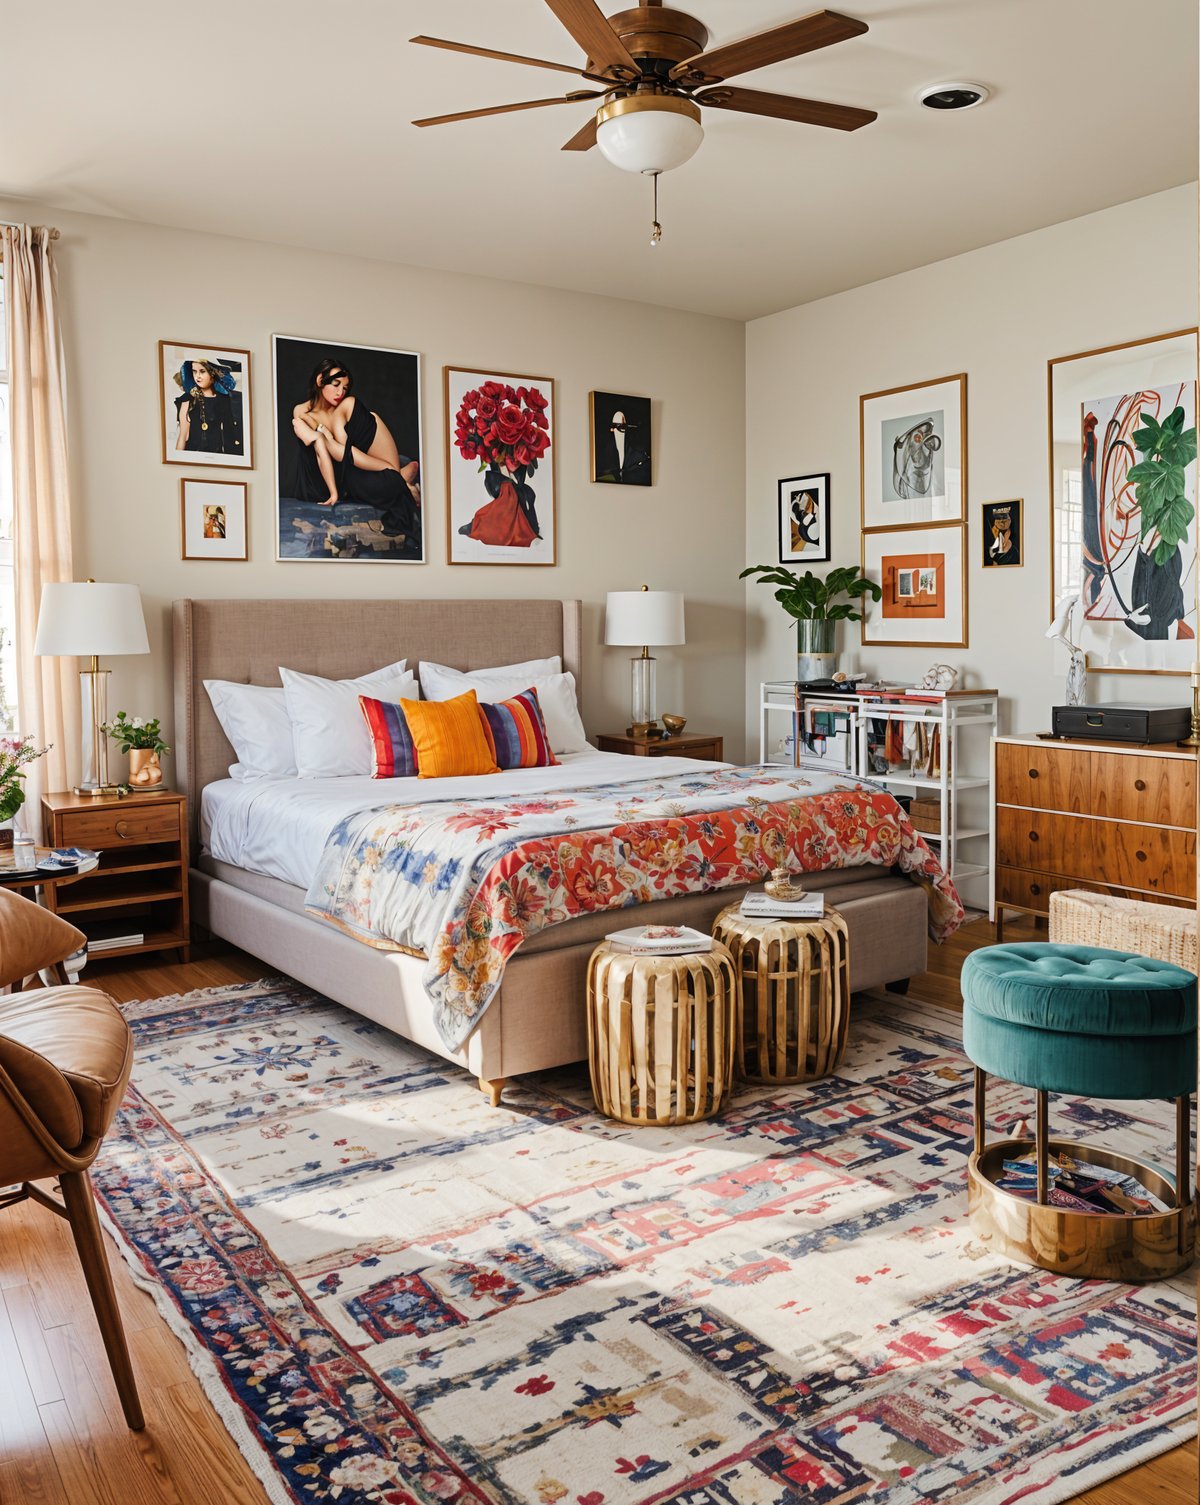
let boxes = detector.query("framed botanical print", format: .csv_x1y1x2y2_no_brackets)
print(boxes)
861,523,967,647
180,478,247,561
445,366,556,566
273,334,423,563
590,391,651,486
981,499,1022,568
778,473,830,563
1049,328,1198,674
158,340,252,469
861,373,966,529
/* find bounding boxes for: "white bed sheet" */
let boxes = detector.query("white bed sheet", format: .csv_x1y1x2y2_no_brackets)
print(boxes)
201,749,729,892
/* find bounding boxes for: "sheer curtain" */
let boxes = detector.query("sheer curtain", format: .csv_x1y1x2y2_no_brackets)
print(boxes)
3,224,77,822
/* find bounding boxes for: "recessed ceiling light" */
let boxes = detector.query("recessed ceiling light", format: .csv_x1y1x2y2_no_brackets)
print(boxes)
918,82,990,112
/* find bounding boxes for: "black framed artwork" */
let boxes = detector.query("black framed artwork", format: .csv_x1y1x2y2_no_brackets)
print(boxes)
981,498,1023,567
589,391,651,486
778,473,831,563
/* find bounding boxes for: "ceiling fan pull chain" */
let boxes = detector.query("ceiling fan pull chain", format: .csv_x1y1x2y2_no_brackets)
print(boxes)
650,170,663,247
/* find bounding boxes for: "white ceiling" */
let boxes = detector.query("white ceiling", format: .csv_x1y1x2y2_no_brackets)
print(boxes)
5,0,1196,321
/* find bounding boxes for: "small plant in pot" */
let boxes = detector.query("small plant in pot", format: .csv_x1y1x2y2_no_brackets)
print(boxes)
0,734,50,849
103,712,170,790
740,562,881,681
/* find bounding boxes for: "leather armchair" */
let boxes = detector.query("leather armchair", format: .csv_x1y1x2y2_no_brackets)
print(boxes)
0,888,143,1429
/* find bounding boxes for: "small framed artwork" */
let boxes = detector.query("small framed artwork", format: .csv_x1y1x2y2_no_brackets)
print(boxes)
445,366,556,566
1049,328,1198,675
273,334,423,563
590,391,651,486
159,341,252,468
861,373,966,529
180,478,247,561
778,473,831,563
862,522,967,647
981,499,1022,567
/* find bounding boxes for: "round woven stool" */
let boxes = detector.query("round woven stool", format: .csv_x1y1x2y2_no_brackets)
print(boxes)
963,941,1197,1282
586,943,737,1126
713,904,850,1084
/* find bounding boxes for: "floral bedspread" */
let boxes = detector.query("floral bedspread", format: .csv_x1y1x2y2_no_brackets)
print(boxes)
304,766,963,1051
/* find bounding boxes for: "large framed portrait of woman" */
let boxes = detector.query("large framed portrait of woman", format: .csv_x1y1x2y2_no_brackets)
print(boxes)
158,340,252,469
273,334,424,563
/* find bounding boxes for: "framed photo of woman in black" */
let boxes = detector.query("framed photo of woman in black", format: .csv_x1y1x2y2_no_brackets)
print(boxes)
778,473,831,563
159,341,252,469
273,334,424,563
590,391,651,486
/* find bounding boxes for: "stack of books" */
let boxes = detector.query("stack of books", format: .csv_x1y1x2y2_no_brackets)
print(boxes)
995,1151,1168,1215
605,924,713,955
86,923,144,955
740,888,825,921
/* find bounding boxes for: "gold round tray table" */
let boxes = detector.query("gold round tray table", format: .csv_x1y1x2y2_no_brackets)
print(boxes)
712,903,850,1084
586,942,737,1126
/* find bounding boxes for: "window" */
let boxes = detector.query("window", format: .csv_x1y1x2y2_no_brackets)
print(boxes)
0,270,14,731
1056,466,1082,599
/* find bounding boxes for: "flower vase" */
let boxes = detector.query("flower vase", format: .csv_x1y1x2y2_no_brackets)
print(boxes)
796,619,836,684
0,818,12,852
128,748,163,789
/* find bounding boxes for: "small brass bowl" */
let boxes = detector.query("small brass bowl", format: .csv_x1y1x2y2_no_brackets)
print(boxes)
661,713,687,737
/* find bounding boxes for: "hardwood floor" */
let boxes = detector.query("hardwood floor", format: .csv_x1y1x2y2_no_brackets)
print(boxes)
0,926,1194,1504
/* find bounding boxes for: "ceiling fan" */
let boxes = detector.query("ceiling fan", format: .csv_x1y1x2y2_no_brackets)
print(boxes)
412,2,875,240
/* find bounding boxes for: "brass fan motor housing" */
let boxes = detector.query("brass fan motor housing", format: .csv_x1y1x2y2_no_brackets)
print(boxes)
600,7,709,70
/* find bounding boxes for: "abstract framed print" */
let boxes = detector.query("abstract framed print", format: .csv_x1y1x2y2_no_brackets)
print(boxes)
861,373,966,529
1049,328,1198,674
180,478,247,561
981,499,1023,568
159,341,252,468
445,366,556,566
590,391,651,486
273,335,423,563
778,473,831,563
862,522,967,647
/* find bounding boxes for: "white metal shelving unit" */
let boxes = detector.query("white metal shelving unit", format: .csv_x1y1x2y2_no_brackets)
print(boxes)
758,681,999,890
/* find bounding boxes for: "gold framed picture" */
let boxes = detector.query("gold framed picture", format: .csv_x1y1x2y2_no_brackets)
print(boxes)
861,522,967,648
180,478,247,561
860,373,966,529
158,340,252,469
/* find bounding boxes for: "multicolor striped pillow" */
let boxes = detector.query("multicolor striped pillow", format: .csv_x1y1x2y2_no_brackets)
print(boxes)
477,686,559,770
359,694,420,778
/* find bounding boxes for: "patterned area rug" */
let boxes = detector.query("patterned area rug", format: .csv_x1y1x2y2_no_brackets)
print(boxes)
94,979,1196,1505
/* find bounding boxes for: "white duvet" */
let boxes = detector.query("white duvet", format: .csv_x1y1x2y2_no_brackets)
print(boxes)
201,749,728,892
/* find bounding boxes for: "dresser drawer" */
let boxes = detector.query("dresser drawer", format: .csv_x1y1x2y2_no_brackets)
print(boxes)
996,808,1195,900
996,743,1195,827
994,866,1186,915
56,801,182,851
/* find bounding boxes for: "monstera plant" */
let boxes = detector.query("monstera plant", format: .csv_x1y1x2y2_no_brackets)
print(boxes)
1128,405,1197,566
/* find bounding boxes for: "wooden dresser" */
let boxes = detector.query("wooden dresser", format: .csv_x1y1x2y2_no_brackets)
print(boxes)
992,733,1196,938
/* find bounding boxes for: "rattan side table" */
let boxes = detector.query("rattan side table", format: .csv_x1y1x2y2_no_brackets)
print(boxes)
586,942,737,1126
713,904,850,1084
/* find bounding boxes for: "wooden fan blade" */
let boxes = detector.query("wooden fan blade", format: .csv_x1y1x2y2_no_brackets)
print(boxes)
562,115,598,151
672,9,868,86
542,0,639,78
696,85,876,131
411,36,583,78
414,95,601,128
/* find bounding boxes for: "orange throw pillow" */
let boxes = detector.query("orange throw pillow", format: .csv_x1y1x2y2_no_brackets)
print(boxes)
399,690,499,779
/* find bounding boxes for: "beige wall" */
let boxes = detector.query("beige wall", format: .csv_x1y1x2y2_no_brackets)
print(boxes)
744,183,1198,752
1,197,746,774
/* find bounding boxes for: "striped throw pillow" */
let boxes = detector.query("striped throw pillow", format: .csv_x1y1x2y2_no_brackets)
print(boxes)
477,686,559,770
359,694,420,778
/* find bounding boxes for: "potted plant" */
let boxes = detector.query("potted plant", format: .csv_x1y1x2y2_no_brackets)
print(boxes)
0,734,50,849
740,562,881,680
103,712,170,789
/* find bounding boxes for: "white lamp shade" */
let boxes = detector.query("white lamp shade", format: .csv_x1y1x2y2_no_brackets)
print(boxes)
33,582,150,657
596,99,704,174
605,590,685,647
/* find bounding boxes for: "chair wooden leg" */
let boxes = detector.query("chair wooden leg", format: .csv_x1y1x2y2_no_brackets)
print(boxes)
973,1067,986,1157
59,1170,144,1430
1035,1090,1049,1206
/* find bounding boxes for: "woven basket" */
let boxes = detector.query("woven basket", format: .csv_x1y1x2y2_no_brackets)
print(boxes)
1048,890,1197,973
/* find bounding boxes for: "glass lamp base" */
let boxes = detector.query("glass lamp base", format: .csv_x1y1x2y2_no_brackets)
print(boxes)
629,653,658,735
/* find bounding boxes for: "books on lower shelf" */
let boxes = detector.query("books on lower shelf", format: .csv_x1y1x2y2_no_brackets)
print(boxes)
605,924,714,955
995,1152,1169,1215
86,922,145,954
741,888,825,921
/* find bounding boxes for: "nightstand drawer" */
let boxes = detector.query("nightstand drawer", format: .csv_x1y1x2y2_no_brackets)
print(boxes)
57,801,182,851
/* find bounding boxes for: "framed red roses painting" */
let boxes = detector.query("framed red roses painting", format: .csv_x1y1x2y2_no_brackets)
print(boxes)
444,366,556,565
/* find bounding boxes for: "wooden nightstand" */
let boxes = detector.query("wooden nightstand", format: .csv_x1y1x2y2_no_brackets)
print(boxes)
597,731,724,761
41,790,190,963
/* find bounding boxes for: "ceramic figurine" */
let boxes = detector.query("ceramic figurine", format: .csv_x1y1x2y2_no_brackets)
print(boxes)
1046,596,1088,706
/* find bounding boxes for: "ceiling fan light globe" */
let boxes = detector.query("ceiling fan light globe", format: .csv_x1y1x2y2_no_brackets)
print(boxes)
595,96,703,174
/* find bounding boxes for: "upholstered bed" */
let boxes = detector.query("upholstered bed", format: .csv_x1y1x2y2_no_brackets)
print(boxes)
174,597,930,1101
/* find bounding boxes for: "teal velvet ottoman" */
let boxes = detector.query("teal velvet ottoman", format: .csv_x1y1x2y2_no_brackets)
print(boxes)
961,941,1197,1281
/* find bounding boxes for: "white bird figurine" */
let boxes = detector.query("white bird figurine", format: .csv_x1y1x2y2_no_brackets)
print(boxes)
1046,596,1088,705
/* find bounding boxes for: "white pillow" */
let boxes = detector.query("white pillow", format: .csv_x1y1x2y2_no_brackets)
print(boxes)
282,661,418,778
419,662,587,755
204,681,297,780
419,654,560,689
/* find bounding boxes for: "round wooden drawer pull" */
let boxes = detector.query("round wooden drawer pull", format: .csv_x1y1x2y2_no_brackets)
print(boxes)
1028,830,1039,842
1027,768,1039,779
1030,883,1041,896
115,820,134,840
1134,779,1146,791
1136,850,1147,862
